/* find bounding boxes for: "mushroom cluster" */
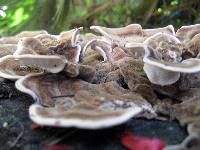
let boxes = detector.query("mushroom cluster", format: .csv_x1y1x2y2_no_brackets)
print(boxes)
1,24,200,148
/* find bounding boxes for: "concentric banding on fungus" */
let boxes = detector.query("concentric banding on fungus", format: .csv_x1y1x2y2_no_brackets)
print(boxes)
143,33,200,73
124,25,175,48
143,32,200,85
176,24,200,42
14,28,83,63
176,24,200,58
29,103,143,129
16,73,156,129
90,24,143,46
0,55,66,80
143,25,175,37
0,44,17,57
15,73,43,101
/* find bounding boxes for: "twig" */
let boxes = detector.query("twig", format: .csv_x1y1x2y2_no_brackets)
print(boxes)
142,0,159,26
8,120,24,149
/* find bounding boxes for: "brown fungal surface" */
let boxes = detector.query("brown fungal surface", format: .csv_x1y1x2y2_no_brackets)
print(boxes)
143,32,200,86
14,28,82,63
0,25,199,148
0,55,65,80
16,73,155,129
0,36,19,44
0,44,17,57
90,24,143,46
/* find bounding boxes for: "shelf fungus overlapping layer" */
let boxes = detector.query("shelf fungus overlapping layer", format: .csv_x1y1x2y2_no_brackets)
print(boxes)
15,73,155,129
143,32,200,86
1,25,200,147
0,55,66,80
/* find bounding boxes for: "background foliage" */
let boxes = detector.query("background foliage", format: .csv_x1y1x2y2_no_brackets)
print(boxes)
0,0,200,36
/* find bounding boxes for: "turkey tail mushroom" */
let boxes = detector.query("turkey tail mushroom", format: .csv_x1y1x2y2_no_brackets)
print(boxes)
14,37,49,55
143,32,200,86
176,24,200,57
0,55,66,80
0,36,19,44
15,73,155,129
125,25,175,59
143,25,175,37
14,28,83,63
176,24,200,42
0,44,17,57
90,24,143,46
82,38,111,61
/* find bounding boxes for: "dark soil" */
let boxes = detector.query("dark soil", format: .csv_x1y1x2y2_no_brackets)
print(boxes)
0,80,187,150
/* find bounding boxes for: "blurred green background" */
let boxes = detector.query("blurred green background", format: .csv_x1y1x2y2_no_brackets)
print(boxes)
0,0,199,36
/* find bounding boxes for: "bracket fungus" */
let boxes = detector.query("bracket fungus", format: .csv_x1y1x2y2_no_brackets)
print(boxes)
88,25,176,63
0,24,199,143
15,73,155,129
0,37,19,44
0,44,17,57
143,32,200,86
0,55,66,80
90,24,143,46
125,25,175,48
14,28,82,63
176,24,200,58
0,30,48,45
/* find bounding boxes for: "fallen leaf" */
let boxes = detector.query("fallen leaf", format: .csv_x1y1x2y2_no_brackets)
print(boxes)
121,132,165,150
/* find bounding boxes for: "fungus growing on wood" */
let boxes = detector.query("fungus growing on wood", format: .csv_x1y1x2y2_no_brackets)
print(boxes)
143,32,200,85
90,24,143,47
0,44,17,57
15,73,156,129
0,55,65,80
14,28,83,63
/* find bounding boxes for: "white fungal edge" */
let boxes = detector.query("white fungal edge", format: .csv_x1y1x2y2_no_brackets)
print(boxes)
16,72,155,129
59,27,83,63
71,27,83,46
15,73,42,101
123,25,175,48
124,42,144,48
13,54,66,73
143,25,175,36
90,24,142,37
176,24,200,33
14,34,58,55
82,38,111,61
0,55,23,80
90,24,142,42
90,25,113,40
74,45,82,63
14,38,40,55
168,24,176,35
143,32,200,73
29,103,143,129
0,55,66,80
